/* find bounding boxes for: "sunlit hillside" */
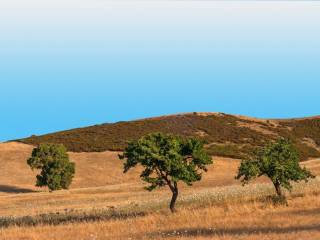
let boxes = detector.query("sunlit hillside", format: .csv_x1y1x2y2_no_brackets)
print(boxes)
0,142,319,239
17,113,320,160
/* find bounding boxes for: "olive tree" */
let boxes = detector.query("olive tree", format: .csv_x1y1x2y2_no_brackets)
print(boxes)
27,143,75,191
119,133,212,213
236,138,314,200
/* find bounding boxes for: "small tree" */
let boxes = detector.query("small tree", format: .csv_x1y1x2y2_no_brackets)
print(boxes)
119,133,212,213
27,143,75,191
236,138,314,201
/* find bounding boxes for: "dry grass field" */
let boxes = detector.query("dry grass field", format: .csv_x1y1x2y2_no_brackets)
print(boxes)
1,191,319,240
0,142,319,239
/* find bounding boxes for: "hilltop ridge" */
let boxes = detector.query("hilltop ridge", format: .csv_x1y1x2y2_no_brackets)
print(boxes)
17,112,320,160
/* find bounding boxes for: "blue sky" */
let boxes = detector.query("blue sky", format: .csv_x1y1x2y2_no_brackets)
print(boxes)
0,1,319,141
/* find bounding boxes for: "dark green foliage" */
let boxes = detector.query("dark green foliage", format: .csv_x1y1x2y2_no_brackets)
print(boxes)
18,113,320,160
27,144,75,191
119,133,212,212
236,138,315,200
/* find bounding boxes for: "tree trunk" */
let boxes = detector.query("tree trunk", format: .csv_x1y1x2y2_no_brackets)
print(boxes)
274,180,282,197
169,182,178,213
273,180,288,206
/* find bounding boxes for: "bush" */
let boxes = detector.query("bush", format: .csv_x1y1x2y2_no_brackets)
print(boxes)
27,143,75,191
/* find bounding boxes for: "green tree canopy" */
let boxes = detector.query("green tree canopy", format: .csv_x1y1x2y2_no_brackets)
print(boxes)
236,138,314,199
119,133,213,212
27,143,75,191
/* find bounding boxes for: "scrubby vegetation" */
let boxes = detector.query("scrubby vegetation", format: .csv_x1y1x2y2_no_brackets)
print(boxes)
281,118,320,146
18,113,320,160
119,133,212,212
27,143,75,191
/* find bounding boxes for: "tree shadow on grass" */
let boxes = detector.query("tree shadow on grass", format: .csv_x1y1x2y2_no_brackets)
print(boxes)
0,211,146,228
285,208,320,216
0,185,36,194
149,224,320,238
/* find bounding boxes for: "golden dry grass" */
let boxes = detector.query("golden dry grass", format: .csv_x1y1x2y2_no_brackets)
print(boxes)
0,186,319,240
0,142,319,240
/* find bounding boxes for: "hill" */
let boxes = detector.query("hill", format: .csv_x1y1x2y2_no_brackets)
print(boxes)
17,112,320,160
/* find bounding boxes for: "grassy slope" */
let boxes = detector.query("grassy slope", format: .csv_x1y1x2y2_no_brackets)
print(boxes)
17,112,320,160
1,142,318,215
0,142,319,239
